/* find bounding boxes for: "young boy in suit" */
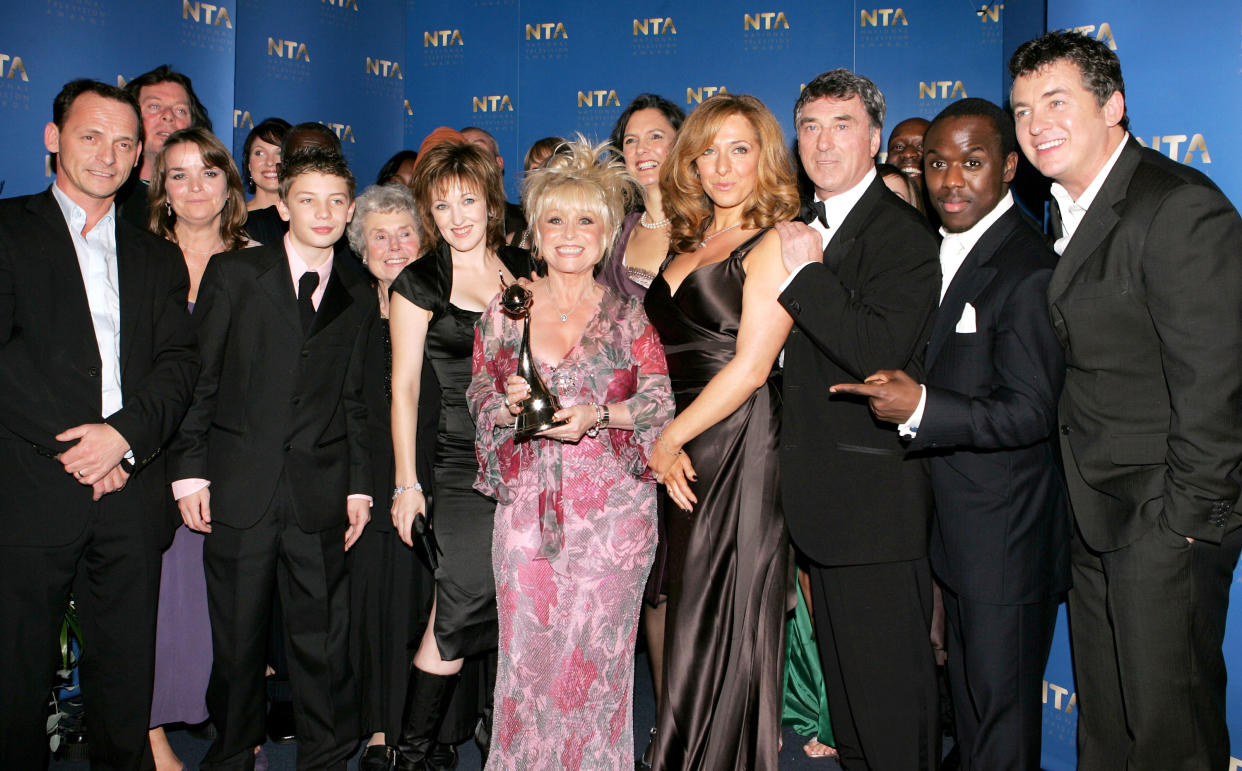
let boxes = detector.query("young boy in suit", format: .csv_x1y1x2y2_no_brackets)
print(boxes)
171,146,376,770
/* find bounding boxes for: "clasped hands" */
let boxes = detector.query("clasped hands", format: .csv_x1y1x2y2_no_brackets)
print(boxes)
499,375,596,443
648,434,697,513
56,422,130,501
829,369,922,424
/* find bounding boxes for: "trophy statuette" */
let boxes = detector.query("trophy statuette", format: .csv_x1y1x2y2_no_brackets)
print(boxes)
500,280,568,441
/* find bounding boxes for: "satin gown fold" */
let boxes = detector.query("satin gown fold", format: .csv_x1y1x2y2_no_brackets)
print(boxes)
644,231,790,771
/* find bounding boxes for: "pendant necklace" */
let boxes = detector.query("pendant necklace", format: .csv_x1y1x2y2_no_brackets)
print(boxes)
698,222,740,249
549,285,590,322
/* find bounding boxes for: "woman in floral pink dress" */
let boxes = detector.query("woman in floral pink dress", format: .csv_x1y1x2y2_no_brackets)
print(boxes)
467,137,674,770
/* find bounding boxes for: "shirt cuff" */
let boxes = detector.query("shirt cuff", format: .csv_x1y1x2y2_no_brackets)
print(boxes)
348,494,374,507
898,385,927,438
172,478,210,500
779,261,815,293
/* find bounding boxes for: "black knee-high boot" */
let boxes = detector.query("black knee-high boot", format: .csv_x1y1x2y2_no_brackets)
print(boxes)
395,668,459,771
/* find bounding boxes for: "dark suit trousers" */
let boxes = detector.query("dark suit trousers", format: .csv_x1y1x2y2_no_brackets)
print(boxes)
941,588,1057,771
1068,518,1242,771
807,557,939,771
202,475,357,771
0,498,162,771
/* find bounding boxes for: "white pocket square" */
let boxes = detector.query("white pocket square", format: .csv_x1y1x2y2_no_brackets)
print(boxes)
955,303,977,333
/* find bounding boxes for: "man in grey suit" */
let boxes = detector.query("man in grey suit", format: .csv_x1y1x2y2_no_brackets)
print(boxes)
1010,31,1242,770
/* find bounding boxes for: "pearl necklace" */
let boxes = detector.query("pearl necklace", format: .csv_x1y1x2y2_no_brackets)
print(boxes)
639,211,671,229
698,222,741,249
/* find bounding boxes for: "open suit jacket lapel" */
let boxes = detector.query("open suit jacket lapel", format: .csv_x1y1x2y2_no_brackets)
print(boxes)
822,177,884,272
256,243,302,336
306,264,353,339
114,222,145,375
1047,140,1139,303
29,191,104,393
925,210,1014,368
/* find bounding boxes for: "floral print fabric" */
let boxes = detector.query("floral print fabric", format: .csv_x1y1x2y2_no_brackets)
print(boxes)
468,286,673,769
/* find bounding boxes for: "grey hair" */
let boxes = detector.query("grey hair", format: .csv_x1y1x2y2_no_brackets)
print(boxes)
346,182,421,256
795,68,887,131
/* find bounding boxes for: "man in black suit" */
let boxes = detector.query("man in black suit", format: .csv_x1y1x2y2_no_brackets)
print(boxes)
776,68,940,770
833,98,1070,770
0,79,198,768
170,147,375,770
1009,32,1242,770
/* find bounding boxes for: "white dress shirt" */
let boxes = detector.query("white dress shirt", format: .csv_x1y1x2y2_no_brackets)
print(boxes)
898,192,1015,437
1050,134,1129,255
780,168,878,292
51,183,123,419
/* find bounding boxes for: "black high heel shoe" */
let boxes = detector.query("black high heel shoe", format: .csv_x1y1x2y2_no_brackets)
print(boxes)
636,726,657,770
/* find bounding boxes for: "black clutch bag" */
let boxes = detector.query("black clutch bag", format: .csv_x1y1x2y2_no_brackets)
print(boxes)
411,502,442,573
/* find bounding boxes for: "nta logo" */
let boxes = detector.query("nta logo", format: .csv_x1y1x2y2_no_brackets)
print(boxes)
1065,22,1116,50
578,90,621,108
744,12,789,30
860,8,907,26
321,122,354,142
1043,680,1076,714
472,95,514,112
268,38,310,61
183,1,232,27
919,80,967,99
526,22,568,40
687,86,728,105
0,54,28,82
633,18,676,35
366,58,403,78
977,4,1003,22
233,109,254,130
425,30,464,47
322,0,358,8
1136,134,1211,164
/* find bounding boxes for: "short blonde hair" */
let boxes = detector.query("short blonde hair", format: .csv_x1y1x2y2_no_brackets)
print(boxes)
522,134,639,269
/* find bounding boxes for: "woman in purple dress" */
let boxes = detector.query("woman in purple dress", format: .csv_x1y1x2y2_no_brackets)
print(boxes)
145,127,251,770
468,137,674,769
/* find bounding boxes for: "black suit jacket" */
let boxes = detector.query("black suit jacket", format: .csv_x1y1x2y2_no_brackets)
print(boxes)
909,206,1069,604
1049,139,1242,549
0,188,199,547
169,242,375,533
779,177,939,565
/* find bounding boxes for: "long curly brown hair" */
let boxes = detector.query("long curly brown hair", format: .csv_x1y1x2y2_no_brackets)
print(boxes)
661,94,800,254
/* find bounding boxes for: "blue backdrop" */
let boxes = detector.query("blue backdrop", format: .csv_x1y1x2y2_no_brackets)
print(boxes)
1,3,1239,767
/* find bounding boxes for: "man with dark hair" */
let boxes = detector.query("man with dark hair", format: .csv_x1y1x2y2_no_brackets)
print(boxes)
170,146,374,769
118,64,212,228
460,125,526,242
0,79,198,768
1011,31,1242,770
777,67,941,769
834,97,1069,770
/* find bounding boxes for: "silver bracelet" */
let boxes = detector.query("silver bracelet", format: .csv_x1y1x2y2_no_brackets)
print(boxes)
392,482,423,501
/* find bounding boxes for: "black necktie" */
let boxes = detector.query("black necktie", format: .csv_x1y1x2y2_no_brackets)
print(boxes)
298,271,319,333
810,199,829,229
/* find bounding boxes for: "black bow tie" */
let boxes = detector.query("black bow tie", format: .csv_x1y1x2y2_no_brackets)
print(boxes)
809,199,829,229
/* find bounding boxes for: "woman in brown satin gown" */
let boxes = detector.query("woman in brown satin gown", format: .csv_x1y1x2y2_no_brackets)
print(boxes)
643,94,801,770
